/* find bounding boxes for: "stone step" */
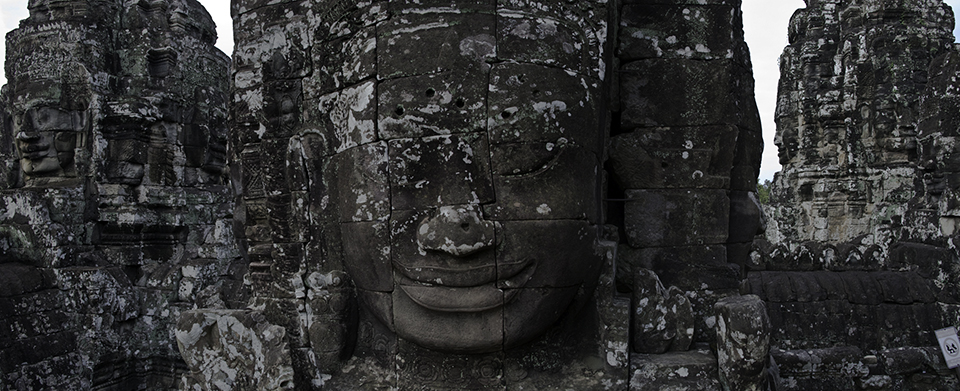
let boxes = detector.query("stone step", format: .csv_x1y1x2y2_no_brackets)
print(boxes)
630,348,721,391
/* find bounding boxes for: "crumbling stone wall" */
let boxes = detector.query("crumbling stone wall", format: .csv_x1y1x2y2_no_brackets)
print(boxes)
0,0,238,389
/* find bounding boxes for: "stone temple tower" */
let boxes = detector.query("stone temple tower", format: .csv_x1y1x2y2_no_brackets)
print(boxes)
766,0,955,245
0,0,239,388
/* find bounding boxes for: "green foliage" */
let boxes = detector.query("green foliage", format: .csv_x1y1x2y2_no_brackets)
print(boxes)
757,179,772,205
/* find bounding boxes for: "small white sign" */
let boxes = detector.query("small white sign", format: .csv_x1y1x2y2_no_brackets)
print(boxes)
936,327,960,368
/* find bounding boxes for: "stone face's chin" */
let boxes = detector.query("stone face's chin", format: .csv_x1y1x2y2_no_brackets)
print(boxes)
389,285,505,354
388,282,586,353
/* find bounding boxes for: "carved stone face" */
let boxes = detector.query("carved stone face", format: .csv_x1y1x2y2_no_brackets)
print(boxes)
15,106,82,177
774,125,798,165
330,9,603,353
202,126,227,174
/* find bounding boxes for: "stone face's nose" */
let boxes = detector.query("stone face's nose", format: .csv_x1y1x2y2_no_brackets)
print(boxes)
417,205,496,257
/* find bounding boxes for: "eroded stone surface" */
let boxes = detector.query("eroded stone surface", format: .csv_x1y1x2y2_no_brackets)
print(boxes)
631,269,694,354
715,294,770,391
176,310,295,390
629,348,721,391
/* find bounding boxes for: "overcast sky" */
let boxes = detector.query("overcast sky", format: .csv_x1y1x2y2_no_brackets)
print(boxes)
2,0,960,182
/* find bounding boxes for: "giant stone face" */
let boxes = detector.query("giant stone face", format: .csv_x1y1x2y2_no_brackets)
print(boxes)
326,6,605,353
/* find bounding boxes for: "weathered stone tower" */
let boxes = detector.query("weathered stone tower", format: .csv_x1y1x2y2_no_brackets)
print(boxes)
757,0,960,389
0,0,239,389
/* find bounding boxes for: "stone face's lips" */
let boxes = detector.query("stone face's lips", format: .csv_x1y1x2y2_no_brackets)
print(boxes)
396,260,536,312
394,258,533,287
400,284,520,312
22,151,51,160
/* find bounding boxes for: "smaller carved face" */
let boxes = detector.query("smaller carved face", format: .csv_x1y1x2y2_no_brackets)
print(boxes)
774,127,798,165
202,126,228,174
15,107,82,176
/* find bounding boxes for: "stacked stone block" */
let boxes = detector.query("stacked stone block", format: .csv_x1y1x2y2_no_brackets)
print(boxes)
610,0,764,343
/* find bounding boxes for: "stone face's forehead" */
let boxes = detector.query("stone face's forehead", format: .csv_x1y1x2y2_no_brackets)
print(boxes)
378,11,496,79
312,1,607,228
25,107,82,132
313,3,607,145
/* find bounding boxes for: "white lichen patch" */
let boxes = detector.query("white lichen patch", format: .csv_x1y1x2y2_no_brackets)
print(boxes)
537,204,552,215
459,34,496,63
319,80,378,153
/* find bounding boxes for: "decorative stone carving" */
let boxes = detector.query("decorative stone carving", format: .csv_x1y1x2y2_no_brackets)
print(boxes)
13,106,86,181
